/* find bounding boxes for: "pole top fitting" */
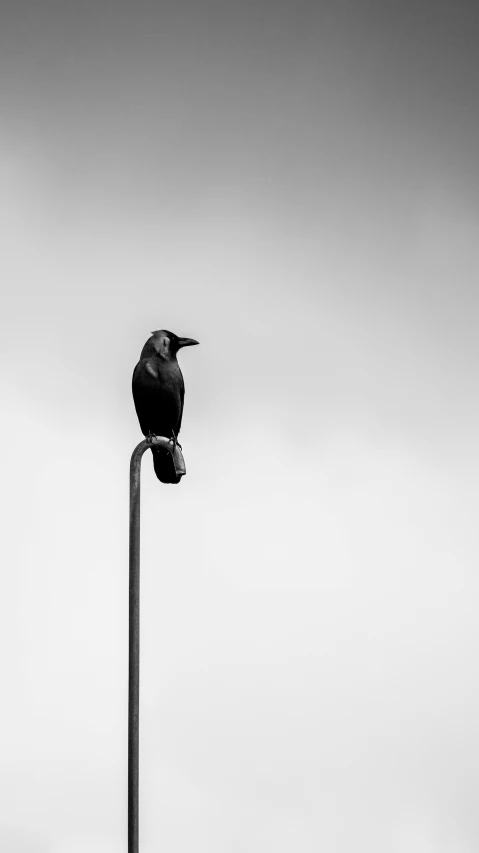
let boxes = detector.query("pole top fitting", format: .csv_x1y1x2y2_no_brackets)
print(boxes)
147,435,186,481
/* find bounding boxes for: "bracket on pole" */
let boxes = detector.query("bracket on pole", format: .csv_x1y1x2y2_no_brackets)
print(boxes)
146,434,187,481
128,436,186,853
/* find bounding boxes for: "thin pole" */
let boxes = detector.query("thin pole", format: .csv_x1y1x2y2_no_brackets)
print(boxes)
129,441,146,853
128,437,186,853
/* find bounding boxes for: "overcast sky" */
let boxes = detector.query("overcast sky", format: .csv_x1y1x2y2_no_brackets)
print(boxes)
1,1,479,851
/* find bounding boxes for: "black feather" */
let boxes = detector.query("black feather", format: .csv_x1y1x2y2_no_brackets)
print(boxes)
132,330,198,484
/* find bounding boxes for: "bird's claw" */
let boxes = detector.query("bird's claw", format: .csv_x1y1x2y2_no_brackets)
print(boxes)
170,430,182,452
146,432,182,452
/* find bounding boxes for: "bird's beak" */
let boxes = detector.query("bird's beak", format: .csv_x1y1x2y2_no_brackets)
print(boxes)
177,337,199,349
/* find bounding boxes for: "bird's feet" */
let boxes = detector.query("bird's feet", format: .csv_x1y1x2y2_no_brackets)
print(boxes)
170,430,182,451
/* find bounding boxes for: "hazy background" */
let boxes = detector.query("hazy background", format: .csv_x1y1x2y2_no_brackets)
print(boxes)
1,1,479,850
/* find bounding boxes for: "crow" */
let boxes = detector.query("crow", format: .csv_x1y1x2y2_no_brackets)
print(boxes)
132,330,199,483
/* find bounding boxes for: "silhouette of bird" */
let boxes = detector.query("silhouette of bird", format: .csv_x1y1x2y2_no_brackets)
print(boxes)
132,330,199,483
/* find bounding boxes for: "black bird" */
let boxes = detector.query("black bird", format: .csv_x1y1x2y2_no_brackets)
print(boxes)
132,330,199,483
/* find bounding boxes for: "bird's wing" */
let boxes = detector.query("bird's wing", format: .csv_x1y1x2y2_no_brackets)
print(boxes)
132,361,151,435
133,358,184,439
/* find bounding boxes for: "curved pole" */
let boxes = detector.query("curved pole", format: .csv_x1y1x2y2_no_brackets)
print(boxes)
129,437,186,853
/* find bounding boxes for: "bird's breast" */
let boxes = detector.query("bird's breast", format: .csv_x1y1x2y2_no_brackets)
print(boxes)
132,357,185,438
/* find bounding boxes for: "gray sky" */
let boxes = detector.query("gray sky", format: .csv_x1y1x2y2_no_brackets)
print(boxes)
1,1,479,851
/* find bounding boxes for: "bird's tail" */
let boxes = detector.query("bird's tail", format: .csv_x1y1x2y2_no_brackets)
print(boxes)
151,446,182,484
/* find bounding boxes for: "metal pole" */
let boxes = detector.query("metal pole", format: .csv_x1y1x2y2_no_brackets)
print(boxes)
128,437,186,853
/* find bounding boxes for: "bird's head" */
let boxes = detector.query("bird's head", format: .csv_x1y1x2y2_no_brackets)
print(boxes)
141,330,199,360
